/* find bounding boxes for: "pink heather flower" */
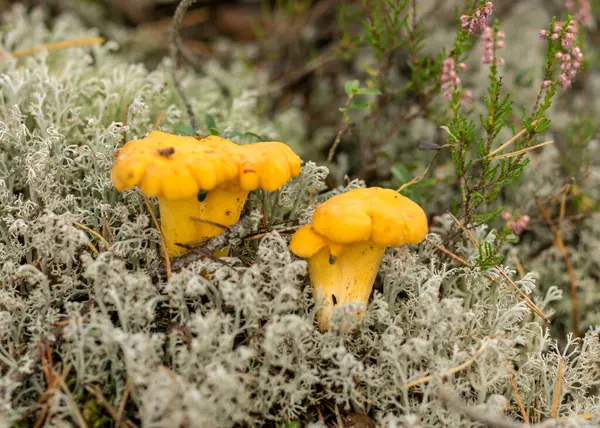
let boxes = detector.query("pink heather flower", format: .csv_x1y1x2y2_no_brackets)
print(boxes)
565,0,594,28
542,80,551,88
461,2,494,35
481,26,504,65
539,30,548,39
502,211,512,220
507,214,530,236
460,90,473,105
458,62,468,71
441,57,461,99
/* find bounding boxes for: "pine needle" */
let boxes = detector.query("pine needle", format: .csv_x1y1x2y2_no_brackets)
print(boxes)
486,140,553,162
401,337,493,389
551,359,564,418
10,37,104,58
510,374,529,424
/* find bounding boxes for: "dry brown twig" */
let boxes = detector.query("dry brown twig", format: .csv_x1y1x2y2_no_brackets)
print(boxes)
535,192,580,336
510,374,530,424
401,337,494,389
425,236,549,322
551,359,564,418
396,151,440,193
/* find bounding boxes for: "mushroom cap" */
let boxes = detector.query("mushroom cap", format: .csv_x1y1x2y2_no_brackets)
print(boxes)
111,131,301,199
290,187,428,258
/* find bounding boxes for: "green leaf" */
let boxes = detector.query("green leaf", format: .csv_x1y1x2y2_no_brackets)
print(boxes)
344,79,360,96
349,99,370,109
440,125,459,142
174,124,197,136
204,113,217,130
355,87,382,95
209,127,221,136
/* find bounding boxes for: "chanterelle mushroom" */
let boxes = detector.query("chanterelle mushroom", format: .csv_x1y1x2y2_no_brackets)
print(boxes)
289,187,428,331
111,131,301,256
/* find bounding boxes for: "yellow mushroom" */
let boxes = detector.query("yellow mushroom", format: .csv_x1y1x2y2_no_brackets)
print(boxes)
111,131,301,257
289,187,428,331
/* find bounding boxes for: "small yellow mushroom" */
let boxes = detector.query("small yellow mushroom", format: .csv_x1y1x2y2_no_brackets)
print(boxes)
111,131,301,257
289,187,428,331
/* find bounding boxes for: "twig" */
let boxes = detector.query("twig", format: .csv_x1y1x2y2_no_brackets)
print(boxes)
154,111,165,129
551,359,563,418
401,337,493,389
57,376,88,428
495,270,549,322
244,225,301,242
189,217,228,230
425,237,473,267
170,0,199,131
85,385,138,428
487,119,541,157
510,374,530,424
73,221,110,251
486,141,553,162
167,215,256,272
8,37,104,57
142,194,171,280
327,96,353,162
425,238,549,322
536,195,579,335
447,212,479,249
116,379,132,425
334,404,344,428
1,326,65,396
397,152,439,193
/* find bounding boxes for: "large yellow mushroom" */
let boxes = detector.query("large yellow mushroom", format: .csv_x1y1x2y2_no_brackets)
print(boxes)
111,131,301,256
289,187,428,331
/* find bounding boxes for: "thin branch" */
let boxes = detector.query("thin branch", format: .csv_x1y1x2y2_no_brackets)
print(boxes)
244,225,301,242
327,96,353,162
170,0,199,131
447,211,479,249
167,215,256,272
425,237,473,267
536,195,579,335
510,374,530,424
142,194,171,280
487,119,541,157
57,376,88,428
85,385,138,428
397,151,439,193
189,217,229,230
72,221,110,251
486,141,553,162
425,238,549,322
401,337,493,389
116,379,132,425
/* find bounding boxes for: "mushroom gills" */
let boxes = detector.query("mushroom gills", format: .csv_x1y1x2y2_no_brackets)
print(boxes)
308,241,386,331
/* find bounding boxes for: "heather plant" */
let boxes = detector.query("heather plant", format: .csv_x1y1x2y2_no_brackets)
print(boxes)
1,2,599,428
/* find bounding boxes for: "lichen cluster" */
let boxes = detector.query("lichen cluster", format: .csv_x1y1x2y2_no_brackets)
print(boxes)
0,5,599,428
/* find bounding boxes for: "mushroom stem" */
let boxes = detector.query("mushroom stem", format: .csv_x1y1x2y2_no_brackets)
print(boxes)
158,186,249,256
308,241,386,331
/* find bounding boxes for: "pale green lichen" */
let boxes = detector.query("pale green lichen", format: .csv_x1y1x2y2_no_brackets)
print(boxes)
0,5,599,428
